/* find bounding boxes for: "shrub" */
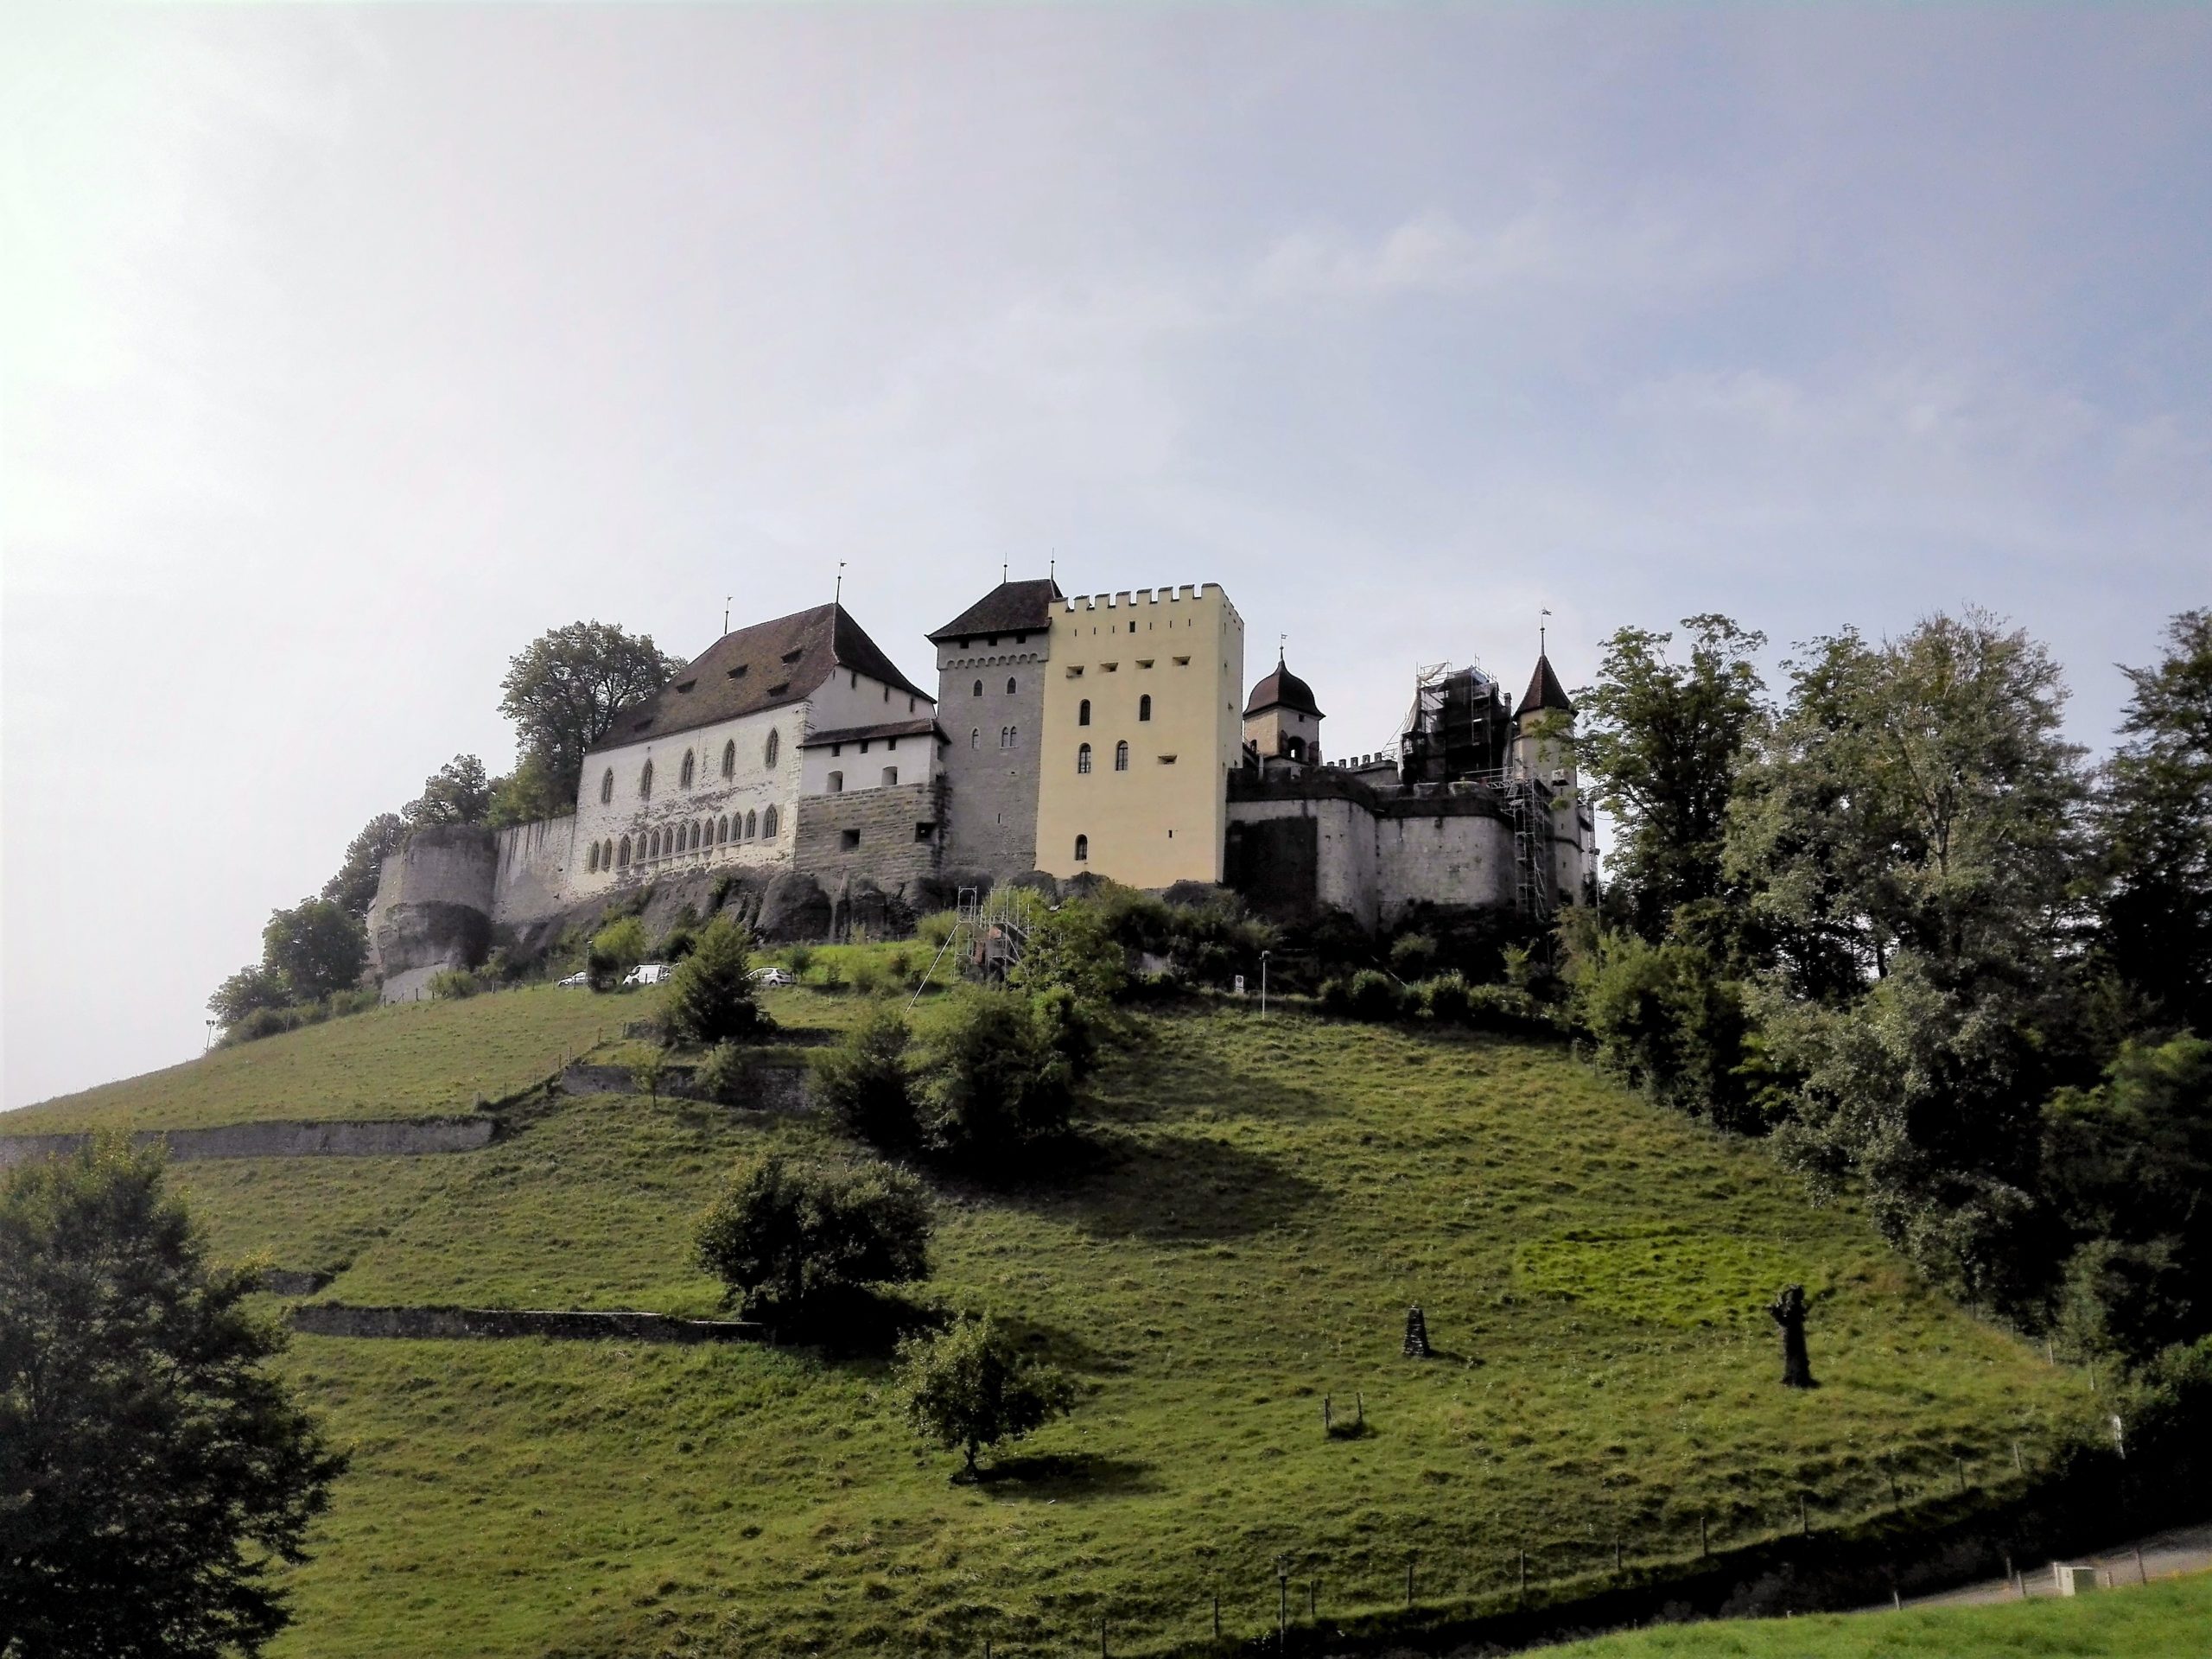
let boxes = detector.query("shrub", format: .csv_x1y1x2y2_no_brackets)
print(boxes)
916,912,957,950
888,948,912,984
591,916,649,976
817,956,846,989
849,958,883,996
665,917,770,1046
895,1317,1077,1478
1421,971,1473,1025
1389,933,1440,979
1346,969,1408,1022
812,1006,915,1145
913,993,1073,1157
1318,977,1353,1017
426,969,479,1001
693,1152,932,1320
785,944,816,980
585,945,623,993
658,926,697,963
694,1043,750,1105
631,1050,669,1103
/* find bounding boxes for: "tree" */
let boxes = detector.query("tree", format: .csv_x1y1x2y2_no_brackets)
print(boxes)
320,812,406,917
811,1005,917,1145
499,621,684,811
207,965,289,1029
1768,1285,1816,1389
1578,616,1768,939
261,898,367,1003
486,752,565,830
401,753,496,828
0,1138,346,1657
896,1316,1077,1478
2097,609,2212,1034
693,1153,932,1321
913,992,1075,1158
664,916,769,1045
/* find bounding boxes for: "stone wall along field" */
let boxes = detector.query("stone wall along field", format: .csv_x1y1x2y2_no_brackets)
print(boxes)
290,1303,755,1344
0,1116,493,1168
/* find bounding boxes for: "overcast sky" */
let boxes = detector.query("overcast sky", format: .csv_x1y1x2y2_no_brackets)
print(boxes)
4,5,2207,1109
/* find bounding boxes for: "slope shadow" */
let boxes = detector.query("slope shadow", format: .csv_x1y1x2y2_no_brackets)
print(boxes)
969,1451,1160,1500
1082,1048,1338,1129
993,1128,1328,1243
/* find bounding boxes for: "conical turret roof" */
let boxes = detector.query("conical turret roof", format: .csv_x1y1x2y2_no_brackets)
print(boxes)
1245,651,1324,720
1514,653,1573,720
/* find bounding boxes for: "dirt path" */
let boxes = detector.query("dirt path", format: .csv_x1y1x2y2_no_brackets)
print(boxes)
1881,1520,2212,1609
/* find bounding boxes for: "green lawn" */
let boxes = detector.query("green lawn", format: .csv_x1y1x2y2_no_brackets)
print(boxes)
1542,1572,2212,1656
104,992,2098,1658
1,984,651,1133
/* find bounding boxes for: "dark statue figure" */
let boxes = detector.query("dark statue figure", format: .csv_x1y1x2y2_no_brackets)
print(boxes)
1770,1284,1815,1388
1403,1305,1431,1359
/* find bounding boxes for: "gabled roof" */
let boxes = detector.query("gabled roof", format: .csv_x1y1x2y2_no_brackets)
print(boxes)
587,604,931,756
1514,653,1574,720
1244,652,1324,720
799,717,946,749
927,577,1064,643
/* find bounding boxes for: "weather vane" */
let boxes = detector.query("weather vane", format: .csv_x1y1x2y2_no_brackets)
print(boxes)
834,560,846,607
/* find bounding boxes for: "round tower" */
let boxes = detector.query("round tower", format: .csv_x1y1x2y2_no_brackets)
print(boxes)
1510,652,1575,785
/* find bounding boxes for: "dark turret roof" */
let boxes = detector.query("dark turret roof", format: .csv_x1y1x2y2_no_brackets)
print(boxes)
1245,652,1325,720
1514,653,1574,720
587,604,930,755
928,577,1064,643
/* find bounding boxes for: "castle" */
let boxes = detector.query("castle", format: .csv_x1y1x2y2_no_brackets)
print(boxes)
368,577,1594,997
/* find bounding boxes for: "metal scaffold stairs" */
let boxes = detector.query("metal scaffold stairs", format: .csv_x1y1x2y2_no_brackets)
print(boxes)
909,887,1033,1006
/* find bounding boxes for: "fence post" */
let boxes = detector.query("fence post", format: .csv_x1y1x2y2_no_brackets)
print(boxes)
2012,1440,2024,1474
1891,1588,1902,1611
2135,1546,2148,1586
1100,1613,1108,1658
1324,1395,1332,1433
1309,1580,1317,1620
1955,1458,1967,1495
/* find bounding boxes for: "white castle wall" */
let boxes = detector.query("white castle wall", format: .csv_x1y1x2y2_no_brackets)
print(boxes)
1373,810,1517,926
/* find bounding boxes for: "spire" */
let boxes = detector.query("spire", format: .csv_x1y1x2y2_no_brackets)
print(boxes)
1515,652,1573,720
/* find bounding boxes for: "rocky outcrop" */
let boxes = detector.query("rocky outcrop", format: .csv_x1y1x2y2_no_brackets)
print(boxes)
370,825,499,1001
757,870,831,941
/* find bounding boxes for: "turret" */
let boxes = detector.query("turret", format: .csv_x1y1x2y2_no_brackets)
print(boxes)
1243,649,1325,766
1510,653,1575,786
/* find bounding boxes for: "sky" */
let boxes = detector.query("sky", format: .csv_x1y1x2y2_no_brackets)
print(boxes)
3,4,2208,1109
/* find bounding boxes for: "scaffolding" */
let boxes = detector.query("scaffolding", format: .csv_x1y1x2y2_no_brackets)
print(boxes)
909,887,1033,1005
1398,661,1516,785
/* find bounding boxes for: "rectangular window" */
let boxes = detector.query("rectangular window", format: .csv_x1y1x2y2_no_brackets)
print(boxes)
881,766,898,786
841,829,861,851
914,823,935,842
1173,656,1190,665
1136,659,1154,669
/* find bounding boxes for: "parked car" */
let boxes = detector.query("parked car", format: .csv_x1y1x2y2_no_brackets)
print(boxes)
750,966,795,987
556,970,591,988
623,962,674,987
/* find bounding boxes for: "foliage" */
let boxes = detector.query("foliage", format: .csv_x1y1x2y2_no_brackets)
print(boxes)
849,957,883,995
657,925,697,963
403,753,498,828
485,751,564,830
2095,608,2212,1035
691,1152,932,1319
321,811,407,917
916,911,957,948
499,620,685,810
1565,924,1763,1131
1010,898,1126,1006
1579,615,1768,938
811,1006,916,1145
912,992,1075,1157
1346,968,1409,1021
692,1043,749,1106
207,963,289,1027
1389,932,1439,979
0,1137,346,1657
589,916,649,989
894,1317,1077,1476
785,944,817,980
665,918,768,1046
1419,970,1473,1024
262,897,369,1003
426,969,480,1001
217,989,382,1046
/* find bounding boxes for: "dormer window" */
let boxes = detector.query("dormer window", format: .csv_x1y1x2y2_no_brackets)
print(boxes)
767,682,790,696
675,679,696,693
781,647,804,664
728,664,748,679
632,717,653,732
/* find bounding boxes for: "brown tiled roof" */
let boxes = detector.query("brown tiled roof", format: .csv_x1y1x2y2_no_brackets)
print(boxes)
1514,654,1574,719
587,604,931,755
799,718,946,749
1244,654,1324,719
927,577,1064,643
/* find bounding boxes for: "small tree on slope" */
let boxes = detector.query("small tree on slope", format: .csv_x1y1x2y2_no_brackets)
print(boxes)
896,1316,1077,1478
666,916,770,1045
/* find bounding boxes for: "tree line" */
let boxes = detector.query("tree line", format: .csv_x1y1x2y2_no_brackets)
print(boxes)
1567,607,2211,1373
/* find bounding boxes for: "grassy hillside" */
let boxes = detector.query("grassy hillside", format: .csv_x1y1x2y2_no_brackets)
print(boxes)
1542,1572,2212,1656
42,984,2096,1656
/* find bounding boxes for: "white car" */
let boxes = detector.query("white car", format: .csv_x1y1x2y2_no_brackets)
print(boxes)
623,962,674,987
750,967,795,987
556,970,591,988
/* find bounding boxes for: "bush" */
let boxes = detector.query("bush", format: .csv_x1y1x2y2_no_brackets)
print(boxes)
658,926,697,963
895,1316,1077,1477
1389,933,1440,979
849,958,883,996
916,912,957,949
785,944,816,980
665,917,770,1046
694,1043,752,1106
812,1007,915,1144
913,993,1073,1158
693,1152,932,1320
1318,977,1354,1017
1421,971,1473,1025
585,945,623,993
1346,969,1408,1022
591,916,649,979
425,969,479,1001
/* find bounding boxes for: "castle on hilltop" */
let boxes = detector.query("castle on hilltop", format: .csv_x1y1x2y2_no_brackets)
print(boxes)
368,576,1594,998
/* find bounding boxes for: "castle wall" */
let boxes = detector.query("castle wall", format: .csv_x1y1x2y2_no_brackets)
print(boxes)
493,817,576,924
1224,791,1379,928
369,824,499,999
1371,801,1517,926
937,639,1048,877
791,779,947,902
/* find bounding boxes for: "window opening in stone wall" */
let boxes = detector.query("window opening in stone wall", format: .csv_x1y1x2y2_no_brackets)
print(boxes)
765,729,779,767
679,751,695,788
1078,698,1091,726
973,679,982,696
763,805,778,837
1116,741,1129,771
829,771,844,793
850,671,859,690
1074,835,1089,861
746,810,758,838
915,822,934,842
721,741,735,779
601,768,614,804
588,843,599,874
841,829,861,851
970,728,980,748
639,760,653,798
1139,695,1152,721
1006,677,1016,694
619,836,631,867
1077,742,1092,774
882,766,898,786
719,816,730,842
648,830,660,858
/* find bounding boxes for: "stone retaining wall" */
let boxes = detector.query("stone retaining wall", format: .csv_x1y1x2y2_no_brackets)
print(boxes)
0,1116,494,1167
290,1303,755,1344
560,1058,811,1113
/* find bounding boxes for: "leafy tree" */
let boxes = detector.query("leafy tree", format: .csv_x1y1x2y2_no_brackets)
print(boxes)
664,916,769,1045
320,811,406,917
0,1138,346,1657
2097,609,2212,1034
402,753,497,828
1565,918,1762,1132
499,621,684,811
1009,898,1126,1007
693,1153,932,1320
261,898,367,1003
207,964,289,1029
812,1005,916,1145
913,993,1074,1157
485,752,564,830
896,1316,1077,1478
1579,616,1769,939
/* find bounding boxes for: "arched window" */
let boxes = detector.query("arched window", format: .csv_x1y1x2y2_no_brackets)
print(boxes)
746,809,758,838
721,741,735,779
881,766,898,786
600,768,614,804
1078,698,1091,727
1074,834,1089,861
972,679,982,696
1077,742,1093,774
1006,677,1016,695
1009,725,1018,747
970,728,980,749
603,840,613,868
639,760,654,799
679,751,695,789
1287,737,1304,761
588,842,600,874
1139,694,1152,722
762,804,779,838
648,830,661,859
691,821,703,850
765,729,780,769
828,771,844,793
718,815,730,842
1115,741,1130,772
618,835,631,867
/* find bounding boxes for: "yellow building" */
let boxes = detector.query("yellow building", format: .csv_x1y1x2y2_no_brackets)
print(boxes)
1034,583,1245,886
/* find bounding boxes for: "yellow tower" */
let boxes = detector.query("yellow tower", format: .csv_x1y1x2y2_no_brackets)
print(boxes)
1033,583,1245,887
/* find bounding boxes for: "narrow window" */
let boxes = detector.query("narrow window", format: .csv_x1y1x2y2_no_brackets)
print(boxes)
602,839,613,869
719,815,730,842
600,768,614,804
849,670,858,690
648,830,660,858
691,822,703,849
882,683,890,702
1139,694,1152,722
588,842,600,874
639,760,654,799
1077,742,1093,774
1074,834,1089,861
721,741,735,779
882,766,898,786
1115,741,1129,772
829,771,844,793
973,679,982,696
679,750,695,789
1010,725,1018,747
914,822,934,842
1006,677,1016,694
908,696,917,713
970,728,980,749
618,835,631,867
746,809,758,838
763,805,778,837
1078,698,1091,727
764,729,779,768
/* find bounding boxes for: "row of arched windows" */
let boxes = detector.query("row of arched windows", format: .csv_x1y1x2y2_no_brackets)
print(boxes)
584,805,780,874
600,730,780,806
971,677,1018,696
1076,696,1149,725
1076,741,1130,773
